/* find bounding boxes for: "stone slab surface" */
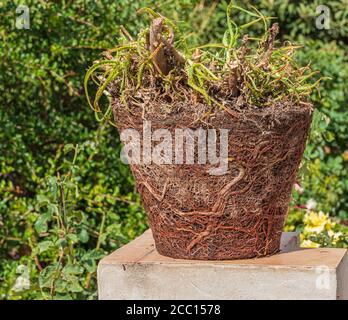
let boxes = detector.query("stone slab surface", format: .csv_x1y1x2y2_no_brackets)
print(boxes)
98,230,348,300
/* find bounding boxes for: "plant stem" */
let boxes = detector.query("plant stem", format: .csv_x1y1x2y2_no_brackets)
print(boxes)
84,211,106,289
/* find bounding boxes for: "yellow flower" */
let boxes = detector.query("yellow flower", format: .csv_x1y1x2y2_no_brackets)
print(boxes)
304,224,324,233
303,211,334,234
327,230,343,244
328,230,342,238
301,239,320,248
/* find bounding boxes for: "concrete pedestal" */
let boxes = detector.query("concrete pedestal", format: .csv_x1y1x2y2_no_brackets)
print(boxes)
98,230,348,300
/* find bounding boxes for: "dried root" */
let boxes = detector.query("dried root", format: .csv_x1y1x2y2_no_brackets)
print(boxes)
112,88,312,260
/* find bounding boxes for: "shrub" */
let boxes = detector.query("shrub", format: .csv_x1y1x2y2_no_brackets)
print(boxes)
0,0,220,300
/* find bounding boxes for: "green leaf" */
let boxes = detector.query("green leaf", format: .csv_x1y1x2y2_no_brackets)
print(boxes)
34,212,52,233
38,240,55,254
78,229,89,243
62,263,84,276
66,277,84,293
36,194,50,205
54,293,73,300
82,259,96,273
57,238,68,248
47,203,59,215
82,249,105,261
39,264,61,289
63,144,75,154
66,233,79,243
48,176,58,199
54,278,67,293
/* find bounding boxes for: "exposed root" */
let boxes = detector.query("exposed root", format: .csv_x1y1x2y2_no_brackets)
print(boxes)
112,90,313,260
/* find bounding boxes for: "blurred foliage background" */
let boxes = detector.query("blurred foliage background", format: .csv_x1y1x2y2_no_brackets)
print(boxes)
0,0,347,299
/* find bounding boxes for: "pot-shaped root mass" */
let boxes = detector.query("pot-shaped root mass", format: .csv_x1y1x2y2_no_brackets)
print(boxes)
113,96,312,260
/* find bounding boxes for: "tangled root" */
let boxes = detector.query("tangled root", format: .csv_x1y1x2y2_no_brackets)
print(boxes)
112,85,312,260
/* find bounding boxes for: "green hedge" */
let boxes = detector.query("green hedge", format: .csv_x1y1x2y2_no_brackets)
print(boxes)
0,0,347,299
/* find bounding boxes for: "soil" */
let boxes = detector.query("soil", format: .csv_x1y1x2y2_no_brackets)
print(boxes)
112,86,312,259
